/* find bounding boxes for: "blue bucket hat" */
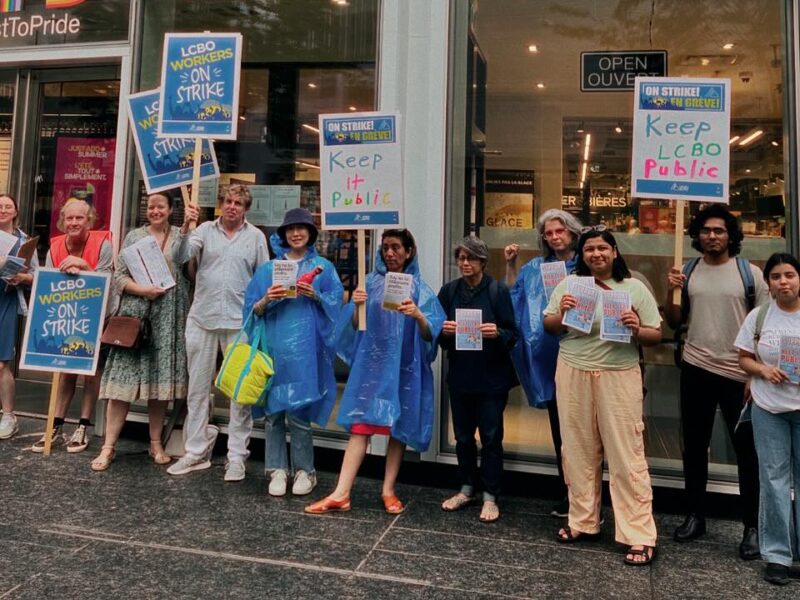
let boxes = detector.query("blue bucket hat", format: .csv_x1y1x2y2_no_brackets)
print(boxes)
277,207,318,246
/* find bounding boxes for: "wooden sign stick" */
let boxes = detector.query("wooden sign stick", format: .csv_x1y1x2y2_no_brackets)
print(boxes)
357,229,366,331
672,199,686,304
42,372,60,456
180,185,190,208
187,137,202,231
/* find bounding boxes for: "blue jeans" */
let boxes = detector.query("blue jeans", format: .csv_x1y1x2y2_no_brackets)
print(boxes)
264,411,315,474
752,404,800,566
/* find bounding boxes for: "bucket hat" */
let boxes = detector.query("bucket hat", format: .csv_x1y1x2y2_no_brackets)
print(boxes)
277,207,318,246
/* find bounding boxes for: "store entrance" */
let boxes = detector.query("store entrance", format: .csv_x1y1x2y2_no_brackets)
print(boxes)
2,65,121,417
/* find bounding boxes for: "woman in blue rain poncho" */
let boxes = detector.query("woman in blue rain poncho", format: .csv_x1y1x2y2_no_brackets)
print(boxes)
504,208,582,517
305,229,445,515
243,208,343,497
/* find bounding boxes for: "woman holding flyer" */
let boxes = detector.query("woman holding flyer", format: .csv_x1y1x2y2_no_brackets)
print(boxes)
504,208,582,518
91,192,189,470
305,229,445,514
243,208,343,496
437,237,518,523
542,228,661,566
0,194,36,440
734,253,800,585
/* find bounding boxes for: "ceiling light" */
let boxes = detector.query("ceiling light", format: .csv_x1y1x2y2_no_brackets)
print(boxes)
723,43,735,50
729,135,740,145
580,161,588,183
700,58,710,66
614,123,623,134
576,122,585,133
583,134,591,161
333,0,349,5
239,115,246,121
301,123,320,134
536,82,545,89
738,129,764,146
745,168,751,173
307,83,317,89
348,106,357,111
528,44,538,53
295,160,321,170
771,140,779,146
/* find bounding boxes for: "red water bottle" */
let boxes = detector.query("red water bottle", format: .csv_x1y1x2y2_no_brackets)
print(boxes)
297,265,324,285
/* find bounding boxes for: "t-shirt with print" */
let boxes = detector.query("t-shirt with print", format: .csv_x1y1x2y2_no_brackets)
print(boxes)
682,258,769,382
544,275,661,371
734,301,800,414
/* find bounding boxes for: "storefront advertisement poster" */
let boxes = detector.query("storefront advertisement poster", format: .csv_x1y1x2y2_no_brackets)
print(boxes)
127,89,219,193
631,77,730,203
20,268,110,376
247,185,301,226
50,136,116,234
318,111,403,230
157,32,243,140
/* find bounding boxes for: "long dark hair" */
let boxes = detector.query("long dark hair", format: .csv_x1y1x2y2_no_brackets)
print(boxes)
575,230,631,282
763,252,800,283
688,204,743,256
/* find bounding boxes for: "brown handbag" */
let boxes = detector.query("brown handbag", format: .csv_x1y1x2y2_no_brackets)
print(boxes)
101,315,151,349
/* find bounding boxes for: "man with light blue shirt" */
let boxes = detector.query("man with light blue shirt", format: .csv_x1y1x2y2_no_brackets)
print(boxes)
167,185,268,480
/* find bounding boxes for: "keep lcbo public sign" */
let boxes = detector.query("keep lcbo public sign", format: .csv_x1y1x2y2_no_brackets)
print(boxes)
581,51,667,92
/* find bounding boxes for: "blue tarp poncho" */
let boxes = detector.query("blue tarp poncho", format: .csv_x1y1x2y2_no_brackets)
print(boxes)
335,250,445,452
510,254,577,408
242,233,344,425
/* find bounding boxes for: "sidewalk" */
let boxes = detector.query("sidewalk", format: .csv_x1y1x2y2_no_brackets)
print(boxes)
0,416,795,600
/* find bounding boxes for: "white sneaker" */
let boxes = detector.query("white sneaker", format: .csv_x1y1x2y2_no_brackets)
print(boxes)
167,454,211,476
66,424,90,453
292,470,317,496
0,413,19,440
268,469,288,496
31,426,65,453
224,460,246,482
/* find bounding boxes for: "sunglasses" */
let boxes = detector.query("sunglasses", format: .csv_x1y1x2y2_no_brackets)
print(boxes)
580,224,607,234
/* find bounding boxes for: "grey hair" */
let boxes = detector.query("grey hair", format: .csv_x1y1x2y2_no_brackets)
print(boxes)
454,236,489,267
536,209,583,255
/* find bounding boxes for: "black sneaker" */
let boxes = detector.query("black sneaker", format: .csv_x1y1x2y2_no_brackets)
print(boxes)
764,562,790,585
550,497,569,518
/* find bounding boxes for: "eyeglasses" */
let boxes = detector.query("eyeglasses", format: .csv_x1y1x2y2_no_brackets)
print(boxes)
699,227,728,236
456,255,480,263
580,224,607,234
543,227,567,238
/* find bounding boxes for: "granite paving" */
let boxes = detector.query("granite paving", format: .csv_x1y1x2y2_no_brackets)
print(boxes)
0,416,797,599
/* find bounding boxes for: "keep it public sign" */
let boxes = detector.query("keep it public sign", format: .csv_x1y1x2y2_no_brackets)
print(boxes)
158,32,242,140
318,112,403,230
20,268,110,376
631,77,730,203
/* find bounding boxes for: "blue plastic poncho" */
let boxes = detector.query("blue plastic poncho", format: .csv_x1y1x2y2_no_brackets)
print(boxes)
242,233,344,425
335,250,445,452
510,255,577,408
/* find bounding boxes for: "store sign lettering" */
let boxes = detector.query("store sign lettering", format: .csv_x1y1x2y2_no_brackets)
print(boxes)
581,51,667,92
562,194,628,208
0,0,86,40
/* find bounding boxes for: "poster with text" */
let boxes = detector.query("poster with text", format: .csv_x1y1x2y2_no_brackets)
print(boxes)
20,268,110,376
128,89,219,193
50,136,116,234
158,32,243,139
319,111,403,230
632,77,730,203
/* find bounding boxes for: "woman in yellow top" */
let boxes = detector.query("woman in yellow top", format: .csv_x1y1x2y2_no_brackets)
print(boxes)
543,228,661,566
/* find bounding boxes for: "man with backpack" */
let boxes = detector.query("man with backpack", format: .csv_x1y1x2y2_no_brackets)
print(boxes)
665,204,769,559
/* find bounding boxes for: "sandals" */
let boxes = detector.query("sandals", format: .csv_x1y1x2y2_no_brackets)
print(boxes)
149,441,172,465
624,545,656,566
90,445,116,472
304,496,351,514
382,494,405,515
441,492,475,512
479,500,500,523
556,525,601,544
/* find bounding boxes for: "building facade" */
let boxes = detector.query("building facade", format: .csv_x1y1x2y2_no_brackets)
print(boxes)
2,0,797,493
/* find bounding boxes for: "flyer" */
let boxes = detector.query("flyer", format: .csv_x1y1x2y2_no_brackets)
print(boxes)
562,278,599,334
0,229,16,257
778,335,800,385
541,261,567,301
455,308,483,351
0,255,27,281
273,260,299,298
119,236,176,290
600,290,631,343
382,272,413,310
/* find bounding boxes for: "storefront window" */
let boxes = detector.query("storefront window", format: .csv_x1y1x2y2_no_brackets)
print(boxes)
135,0,380,431
447,0,792,484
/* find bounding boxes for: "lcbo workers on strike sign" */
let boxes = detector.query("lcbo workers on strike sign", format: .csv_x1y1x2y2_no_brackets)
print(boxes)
631,77,731,203
157,32,242,140
318,112,404,229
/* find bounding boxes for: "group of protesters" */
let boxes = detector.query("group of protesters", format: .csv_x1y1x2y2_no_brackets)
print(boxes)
1,188,799,582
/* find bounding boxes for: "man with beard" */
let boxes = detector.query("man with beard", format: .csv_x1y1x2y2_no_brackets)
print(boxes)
665,204,768,559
